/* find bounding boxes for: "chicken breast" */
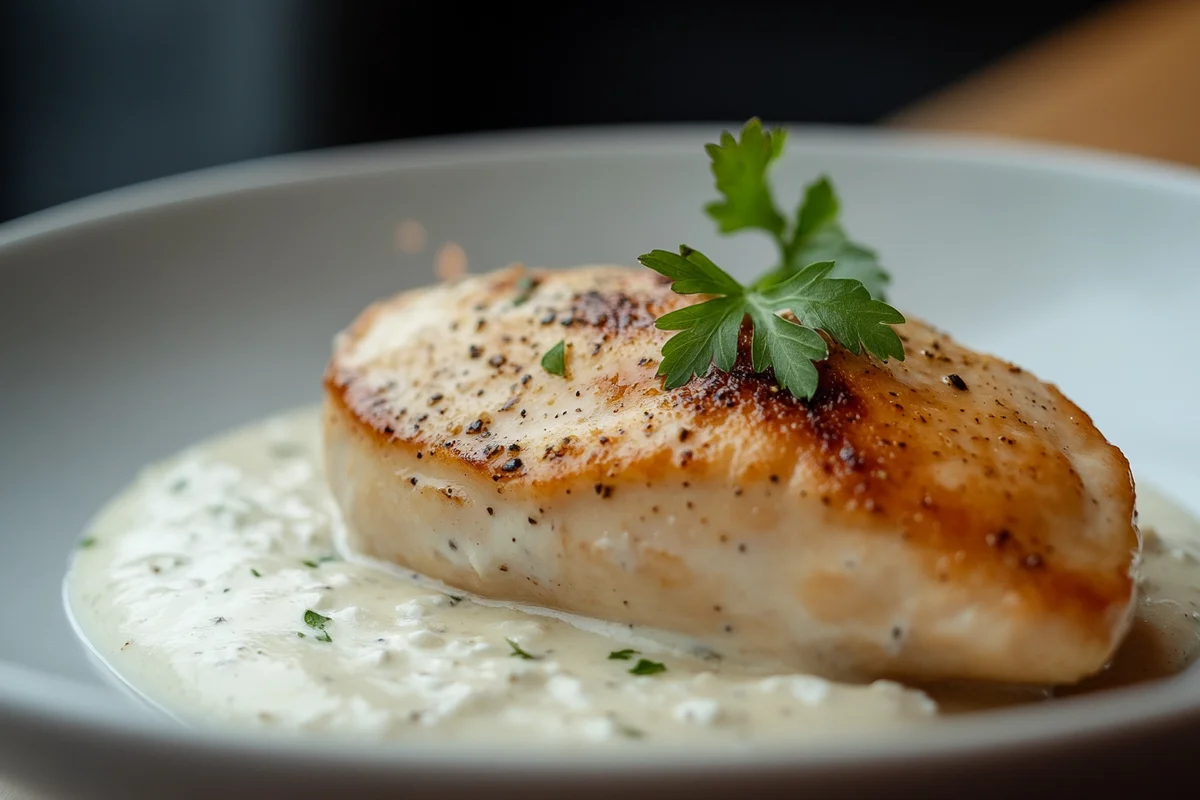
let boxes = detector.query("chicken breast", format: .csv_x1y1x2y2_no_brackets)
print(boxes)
322,264,1138,685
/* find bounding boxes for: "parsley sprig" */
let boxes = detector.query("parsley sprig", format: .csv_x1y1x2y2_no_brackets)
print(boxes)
639,248,904,400
704,118,890,297
638,118,905,400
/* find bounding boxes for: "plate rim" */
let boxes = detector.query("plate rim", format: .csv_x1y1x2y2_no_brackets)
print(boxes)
3,121,1199,251
4,122,1200,775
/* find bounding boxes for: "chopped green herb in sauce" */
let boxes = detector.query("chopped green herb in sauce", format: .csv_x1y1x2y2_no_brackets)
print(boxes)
608,649,639,661
303,610,333,643
77,537,97,550
628,659,667,676
506,638,538,659
250,568,262,578
616,723,646,739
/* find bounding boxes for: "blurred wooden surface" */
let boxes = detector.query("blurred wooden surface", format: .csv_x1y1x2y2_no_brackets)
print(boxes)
891,0,1200,167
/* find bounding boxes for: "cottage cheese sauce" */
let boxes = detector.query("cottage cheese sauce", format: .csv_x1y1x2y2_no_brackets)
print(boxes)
65,408,1200,744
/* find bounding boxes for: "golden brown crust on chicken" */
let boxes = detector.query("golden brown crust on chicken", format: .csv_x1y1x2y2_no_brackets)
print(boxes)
323,264,1138,684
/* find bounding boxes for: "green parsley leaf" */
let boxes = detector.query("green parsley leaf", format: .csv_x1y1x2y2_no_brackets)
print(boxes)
638,246,904,400
608,648,639,660
639,246,743,297
654,295,745,389
797,232,889,300
701,121,890,300
742,304,827,399
794,174,840,241
541,339,567,377
506,638,538,659
250,568,262,578
637,118,908,398
301,559,319,568
77,537,97,550
760,176,889,299
628,659,667,676
303,609,333,642
704,118,788,237
758,261,905,361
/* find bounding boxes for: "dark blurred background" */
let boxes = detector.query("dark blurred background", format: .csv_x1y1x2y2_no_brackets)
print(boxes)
0,0,1116,223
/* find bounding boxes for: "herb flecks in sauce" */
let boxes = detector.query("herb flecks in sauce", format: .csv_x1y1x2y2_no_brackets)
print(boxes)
628,659,667,676
506,638,538,660
304,610,333,643
64,409,1200,745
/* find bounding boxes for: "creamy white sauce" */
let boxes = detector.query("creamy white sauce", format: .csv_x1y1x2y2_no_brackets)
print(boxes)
64,408,1200,744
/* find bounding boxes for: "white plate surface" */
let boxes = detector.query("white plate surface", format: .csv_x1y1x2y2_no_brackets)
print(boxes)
0,125,1198,798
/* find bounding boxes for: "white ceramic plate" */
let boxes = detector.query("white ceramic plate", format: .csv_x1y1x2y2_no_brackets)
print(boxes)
0,126,1198,798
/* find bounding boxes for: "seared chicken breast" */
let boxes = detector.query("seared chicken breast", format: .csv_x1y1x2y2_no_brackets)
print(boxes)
323,265,1138,685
